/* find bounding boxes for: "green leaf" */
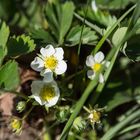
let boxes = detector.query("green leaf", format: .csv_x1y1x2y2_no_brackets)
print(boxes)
79,7,117,27
0,22,10,48
7,34,36,57
0,60,20,90
0,47,6,65
44,1,75,44
112,27,127,47
66,25,98,46
0,22,9,65
31,28,55,44
45,1,60,40
96,0,137,10
59,2,75,44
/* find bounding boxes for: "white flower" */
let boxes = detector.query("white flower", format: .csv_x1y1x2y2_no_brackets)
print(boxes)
30,44,67,80
86,51,110,83
31,80,60,107
91,0,98,13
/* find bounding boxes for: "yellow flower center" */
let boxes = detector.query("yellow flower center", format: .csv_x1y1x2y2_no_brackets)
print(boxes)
40,86,55,101
44,56,58,70
92,63,102,72
11,119,21,130
92,110,101,123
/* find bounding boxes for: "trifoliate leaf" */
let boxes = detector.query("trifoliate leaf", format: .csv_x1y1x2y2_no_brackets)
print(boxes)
7,34,36,57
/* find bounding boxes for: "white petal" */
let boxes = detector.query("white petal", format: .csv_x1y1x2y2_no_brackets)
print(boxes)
55,60,67,75
43,72,54,83
45,82,60,107
45,95,59,107
87,70,96,80
32,95,44,105
30,57,44,72
94,51,104,63
54,48,64,60
40,44,55,57
89,113,93,119
31,80,44,96
86,55,95,67
99,74,104,83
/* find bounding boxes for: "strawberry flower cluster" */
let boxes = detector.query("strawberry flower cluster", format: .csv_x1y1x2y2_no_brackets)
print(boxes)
30,44,110,108
30,44,67,107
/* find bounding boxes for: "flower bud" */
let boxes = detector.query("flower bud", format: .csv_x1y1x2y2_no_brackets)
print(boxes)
73,116,86,132
16,101,26,113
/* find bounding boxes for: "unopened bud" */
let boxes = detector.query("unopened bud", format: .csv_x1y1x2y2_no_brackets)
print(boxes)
16,101,26,113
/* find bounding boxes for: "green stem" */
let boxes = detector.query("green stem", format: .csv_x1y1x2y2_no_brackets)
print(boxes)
77,0,90,56
101,109,140,140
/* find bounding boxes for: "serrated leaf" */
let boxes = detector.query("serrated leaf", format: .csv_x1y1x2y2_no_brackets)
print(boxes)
112,27,127,47
79,7,117,27
31,28,55,44
45,1,60,40
66,25,98,46
7,34,36,57
0,60,20,90
59,2,75,44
